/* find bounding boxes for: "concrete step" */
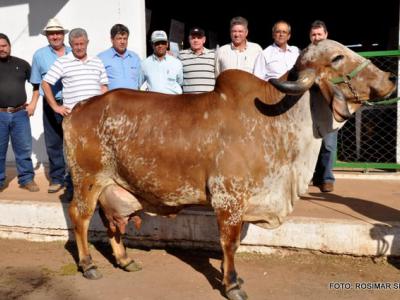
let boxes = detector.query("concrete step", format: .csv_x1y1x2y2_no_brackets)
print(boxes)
1,167,399,256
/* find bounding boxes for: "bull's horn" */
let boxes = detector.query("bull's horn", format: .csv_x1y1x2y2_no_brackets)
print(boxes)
269,69,316,95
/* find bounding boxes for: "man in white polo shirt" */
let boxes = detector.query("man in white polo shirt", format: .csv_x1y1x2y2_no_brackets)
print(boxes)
41,28,108,201
42,28,108,116
215,16,262,77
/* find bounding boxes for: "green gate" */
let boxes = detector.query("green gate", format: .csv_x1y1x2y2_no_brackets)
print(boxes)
335,50,400,170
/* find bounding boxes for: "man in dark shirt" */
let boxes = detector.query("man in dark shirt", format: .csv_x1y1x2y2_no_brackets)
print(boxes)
0,33,39,192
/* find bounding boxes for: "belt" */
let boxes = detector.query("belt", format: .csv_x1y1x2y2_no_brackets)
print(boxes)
0,103,27,113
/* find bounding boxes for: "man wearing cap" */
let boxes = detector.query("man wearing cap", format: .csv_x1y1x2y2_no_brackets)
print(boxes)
0,33,39,192
215,16,262,77
98,24,142,90
140,30,183,94
30,18,71,194
178,27,215,94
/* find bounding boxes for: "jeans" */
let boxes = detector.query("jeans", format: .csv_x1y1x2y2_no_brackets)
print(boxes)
313,130,337,185
43,99,66,185
0,110,35,186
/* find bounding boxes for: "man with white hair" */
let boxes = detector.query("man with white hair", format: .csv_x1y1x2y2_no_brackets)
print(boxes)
41,28,108,201
42,28,108,113
30,18,71,194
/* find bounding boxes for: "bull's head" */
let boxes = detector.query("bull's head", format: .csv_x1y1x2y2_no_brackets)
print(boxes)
270,39,396,122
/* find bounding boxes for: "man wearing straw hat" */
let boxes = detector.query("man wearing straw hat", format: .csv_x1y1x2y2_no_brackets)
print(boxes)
30,18,71,194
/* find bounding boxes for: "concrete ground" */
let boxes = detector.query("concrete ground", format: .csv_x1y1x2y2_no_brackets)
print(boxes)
1,166,400,256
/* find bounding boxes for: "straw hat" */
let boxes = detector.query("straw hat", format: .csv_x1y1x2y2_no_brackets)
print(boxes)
41,18,69,35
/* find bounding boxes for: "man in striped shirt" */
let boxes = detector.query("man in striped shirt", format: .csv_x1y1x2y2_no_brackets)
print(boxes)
178,27,215,94
42,28,108,116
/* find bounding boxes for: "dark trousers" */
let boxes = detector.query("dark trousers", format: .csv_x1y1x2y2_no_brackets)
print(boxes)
43,99,66,185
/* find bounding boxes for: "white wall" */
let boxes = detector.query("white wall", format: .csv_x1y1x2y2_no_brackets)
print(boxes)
0,0,146,166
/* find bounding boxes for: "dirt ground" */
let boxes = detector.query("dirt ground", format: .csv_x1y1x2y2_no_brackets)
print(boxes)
1,239,400,300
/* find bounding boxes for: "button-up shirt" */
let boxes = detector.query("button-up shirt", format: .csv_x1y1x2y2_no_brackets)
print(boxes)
140,54,183,94
97,47,141,90
253,43,300,81
215,41,262,77
30,44,71,99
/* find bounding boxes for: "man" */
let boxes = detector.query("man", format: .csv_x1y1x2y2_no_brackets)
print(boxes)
30,18,71,193
309,20,337,193
178,27,215,93
140,30,183,94
215,16,262,77
42,28,108,114
0,33,39,192
98,23,141,90
253,20,299,81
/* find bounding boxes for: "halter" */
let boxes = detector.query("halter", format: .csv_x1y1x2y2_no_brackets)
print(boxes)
329,60,371,103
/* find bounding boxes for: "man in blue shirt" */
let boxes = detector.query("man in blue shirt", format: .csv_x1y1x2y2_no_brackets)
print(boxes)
141,30,183,94
30,18,71,194
98,24,141,90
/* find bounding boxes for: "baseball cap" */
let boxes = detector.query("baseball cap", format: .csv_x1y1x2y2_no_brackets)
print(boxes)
151,30,168,43
189,27,205,37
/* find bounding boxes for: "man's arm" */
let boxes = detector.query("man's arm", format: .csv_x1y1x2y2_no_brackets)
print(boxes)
41,80,71,116
26,84,40,117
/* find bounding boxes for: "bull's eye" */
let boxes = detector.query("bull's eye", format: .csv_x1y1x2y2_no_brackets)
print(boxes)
331,55,344,63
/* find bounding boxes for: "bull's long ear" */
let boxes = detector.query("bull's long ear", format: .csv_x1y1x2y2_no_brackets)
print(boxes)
330,84,352,122
269,69,316,95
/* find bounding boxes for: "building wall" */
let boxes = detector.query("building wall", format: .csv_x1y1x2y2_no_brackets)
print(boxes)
0,0,146,166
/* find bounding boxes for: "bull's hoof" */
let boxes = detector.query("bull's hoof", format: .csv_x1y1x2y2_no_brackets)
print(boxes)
83,265,103,280
226,287,248,300
120,260,142,272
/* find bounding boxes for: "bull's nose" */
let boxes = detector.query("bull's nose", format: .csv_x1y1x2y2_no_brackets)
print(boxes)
389,73,397,84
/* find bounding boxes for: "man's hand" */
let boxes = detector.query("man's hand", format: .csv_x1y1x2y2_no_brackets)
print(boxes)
53,104,71,116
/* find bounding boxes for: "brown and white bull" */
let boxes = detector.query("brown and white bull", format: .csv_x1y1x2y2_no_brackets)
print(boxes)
64,40,395,300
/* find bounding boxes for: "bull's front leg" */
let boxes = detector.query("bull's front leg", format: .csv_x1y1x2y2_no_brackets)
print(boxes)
215,209,248,300
69,200,102,279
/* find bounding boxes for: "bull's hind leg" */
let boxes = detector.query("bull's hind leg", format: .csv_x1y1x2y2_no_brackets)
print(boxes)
98,184,142,272
215,209,248,300
68,179,102,279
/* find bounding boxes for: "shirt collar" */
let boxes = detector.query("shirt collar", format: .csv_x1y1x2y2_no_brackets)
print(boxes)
230,41,248,51
67,51,94,62
272,43,294,52
49,44,70,55
111,47,130,58
189,47,209,55
151,53,167,61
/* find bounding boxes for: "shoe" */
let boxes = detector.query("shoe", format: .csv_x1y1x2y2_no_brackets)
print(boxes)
20,181,40,192
48,183,64,193
62,190,74,202
319,182,334,193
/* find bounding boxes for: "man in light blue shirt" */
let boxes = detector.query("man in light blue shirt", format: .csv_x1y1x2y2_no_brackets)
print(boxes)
98,24,141,90
30,18,71,194
140,30,183,94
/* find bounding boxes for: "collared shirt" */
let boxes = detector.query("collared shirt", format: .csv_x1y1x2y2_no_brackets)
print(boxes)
253,43,300,81
97,47,141,90
0,56,31,107
178,47,216,94
30,44,71,99
140,54,183,94
43,52,108,109
215,41,262,77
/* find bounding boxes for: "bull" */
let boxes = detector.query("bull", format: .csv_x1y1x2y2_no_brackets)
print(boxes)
64,39,395,300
